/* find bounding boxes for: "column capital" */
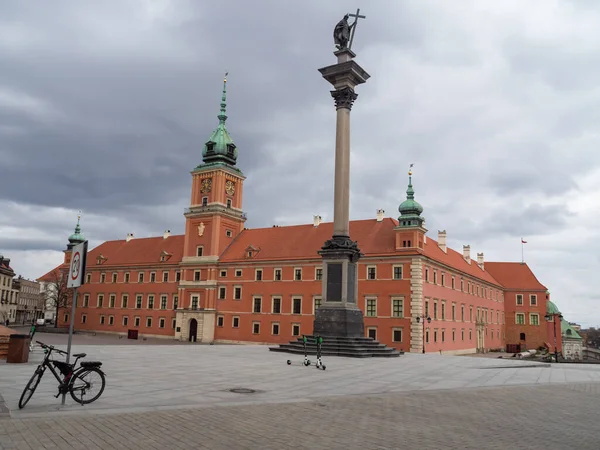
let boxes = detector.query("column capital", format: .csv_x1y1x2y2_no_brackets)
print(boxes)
331,87,358,110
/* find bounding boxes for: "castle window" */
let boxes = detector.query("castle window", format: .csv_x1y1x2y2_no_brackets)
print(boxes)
529,295,537,306
226,230,232,237
202,197,208,206
163,272,169,282
292,297,302,314
292,324,300,336
393,266,402,280
235,269,242,277
226,143,235,158
252,322,260,334
272,297,282,314
516,313,525,325
367,266,376,280
274,269,282,281
150,272,156,283
232,316,239,328
227,199,232,208
220,270,227,277
197,246,204,257
366,298,377,317
100,273,106,283
206,142,215,154
272,323,280,336
112,273,117,283
218,287,226,299
516,294,523,306
255,269,263,281
86,273,91,284
253,297,262,313
191,296,199,310
194,271,201,281
294,268,302,281
217,316,224,327
124,273,130,283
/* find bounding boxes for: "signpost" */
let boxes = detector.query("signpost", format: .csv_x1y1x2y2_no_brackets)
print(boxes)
63,240,87,405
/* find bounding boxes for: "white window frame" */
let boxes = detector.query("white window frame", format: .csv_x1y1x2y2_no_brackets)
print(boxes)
233,285,242,300
529,313,540,326
292,297,302,315
232,316,240,328
272,296,282,314
255,268,263,281
252,321,260,335
294,267,302,281
365,297,377,317
196,246,204,257
271,322,280,336
217,315,224,327
515,313,525,325
530,294,537,306
367,327,377,340
313,296,322,315
253,296,262,313
391,297,404,318
392,327,403,343
218,286,226,300
292,323,301,336
315,267,323,281
366,265,377,280
274,268,282,281
516,294,524,305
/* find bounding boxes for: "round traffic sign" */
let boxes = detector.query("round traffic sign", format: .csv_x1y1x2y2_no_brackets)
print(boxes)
71,251,81,281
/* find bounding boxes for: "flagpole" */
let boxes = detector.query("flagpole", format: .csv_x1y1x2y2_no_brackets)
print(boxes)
521,238,524,264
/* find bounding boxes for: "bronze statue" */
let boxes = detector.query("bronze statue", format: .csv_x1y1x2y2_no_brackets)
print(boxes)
333,9,366,51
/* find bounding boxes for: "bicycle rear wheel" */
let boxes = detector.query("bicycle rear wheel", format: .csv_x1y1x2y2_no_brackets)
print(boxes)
18,368,44,409
69,368,106,404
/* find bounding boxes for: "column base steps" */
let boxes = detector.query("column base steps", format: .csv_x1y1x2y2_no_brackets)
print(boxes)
269,335,403,358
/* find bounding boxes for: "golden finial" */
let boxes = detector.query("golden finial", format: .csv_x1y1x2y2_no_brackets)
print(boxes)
408,163,414,176
224,71,228,82
77,210,82,220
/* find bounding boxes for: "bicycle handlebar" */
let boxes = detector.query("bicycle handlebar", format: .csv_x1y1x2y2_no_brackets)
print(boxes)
35,341,67,355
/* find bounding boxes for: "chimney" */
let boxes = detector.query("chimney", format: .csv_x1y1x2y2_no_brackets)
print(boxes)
126,233,134,242
163,230,171,239
437,230,447,253
313,215,322,227
463,245,471,264
376,209,385,222
477,252,484,270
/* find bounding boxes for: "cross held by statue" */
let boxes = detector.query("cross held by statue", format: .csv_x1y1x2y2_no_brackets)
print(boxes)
348,8,366,50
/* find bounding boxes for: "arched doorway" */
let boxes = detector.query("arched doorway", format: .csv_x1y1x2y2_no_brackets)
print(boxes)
189,319,198,342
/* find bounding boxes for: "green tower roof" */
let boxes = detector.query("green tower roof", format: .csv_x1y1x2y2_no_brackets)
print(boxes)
397,166,424,227
68,213,85,246
546,300,561,315
561,319,582,340
201,73,238,166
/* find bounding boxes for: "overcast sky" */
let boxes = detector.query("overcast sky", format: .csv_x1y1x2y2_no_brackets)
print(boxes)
1,0,599,327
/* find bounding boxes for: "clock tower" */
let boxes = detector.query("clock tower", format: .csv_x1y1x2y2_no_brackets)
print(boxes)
177,75,246,342
183,74,247,260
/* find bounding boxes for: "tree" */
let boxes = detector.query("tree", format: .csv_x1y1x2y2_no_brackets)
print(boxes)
43,268,73,328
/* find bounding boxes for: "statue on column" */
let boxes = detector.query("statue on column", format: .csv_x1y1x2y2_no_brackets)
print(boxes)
333,14,352,50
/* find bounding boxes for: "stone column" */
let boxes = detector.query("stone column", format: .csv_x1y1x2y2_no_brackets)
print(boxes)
313,49,370,338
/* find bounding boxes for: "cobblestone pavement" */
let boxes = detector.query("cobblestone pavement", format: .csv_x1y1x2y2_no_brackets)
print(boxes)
1,383,599,450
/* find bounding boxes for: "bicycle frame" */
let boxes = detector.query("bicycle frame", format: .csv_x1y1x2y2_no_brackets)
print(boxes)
36,346,85,392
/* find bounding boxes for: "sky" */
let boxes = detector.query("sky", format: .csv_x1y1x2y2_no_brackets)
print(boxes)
1,0,599,327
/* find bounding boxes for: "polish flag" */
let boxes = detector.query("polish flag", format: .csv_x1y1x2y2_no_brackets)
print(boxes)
521,238,527,244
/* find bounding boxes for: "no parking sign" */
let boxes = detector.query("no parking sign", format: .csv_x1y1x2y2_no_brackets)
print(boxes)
67,241,88,288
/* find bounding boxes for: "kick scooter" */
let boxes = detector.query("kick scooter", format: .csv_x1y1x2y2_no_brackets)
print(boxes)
287,335,311,366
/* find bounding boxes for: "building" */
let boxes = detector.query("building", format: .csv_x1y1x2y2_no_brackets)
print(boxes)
0,255,17,324
14,277,44,324
40,80,568,354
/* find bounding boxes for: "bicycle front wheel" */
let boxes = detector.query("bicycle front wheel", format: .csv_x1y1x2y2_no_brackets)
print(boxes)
18,368,44,409
69,368,106,404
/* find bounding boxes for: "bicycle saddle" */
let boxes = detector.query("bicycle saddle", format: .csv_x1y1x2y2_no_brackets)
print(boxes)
73,353,87,358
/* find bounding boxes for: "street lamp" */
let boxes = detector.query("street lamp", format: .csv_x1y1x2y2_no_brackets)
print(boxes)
545,312,563,363
415,315,432,354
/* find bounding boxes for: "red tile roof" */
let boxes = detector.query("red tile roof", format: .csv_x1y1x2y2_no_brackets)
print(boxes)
86,235,185,267
220,218,399,262
36,219,544,291
422,235,502,286
485,262,547,291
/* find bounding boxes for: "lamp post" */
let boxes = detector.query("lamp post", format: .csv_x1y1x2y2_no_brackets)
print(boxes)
415,315,432,354
545,312,563,363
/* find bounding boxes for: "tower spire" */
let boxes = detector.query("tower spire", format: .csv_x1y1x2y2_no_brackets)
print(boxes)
218,72,228,124
397,164,424,227
200,73,238,167
67,210,85,249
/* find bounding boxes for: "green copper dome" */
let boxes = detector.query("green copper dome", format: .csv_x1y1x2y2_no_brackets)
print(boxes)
68,214,85,244
201,74,238,166
397,167,425,227
546,300,561,315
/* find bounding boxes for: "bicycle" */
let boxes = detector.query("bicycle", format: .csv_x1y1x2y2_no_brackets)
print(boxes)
18,341,106,409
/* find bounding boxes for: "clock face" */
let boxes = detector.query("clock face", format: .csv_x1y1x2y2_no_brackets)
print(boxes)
225,180,235,196
200,178,212,194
